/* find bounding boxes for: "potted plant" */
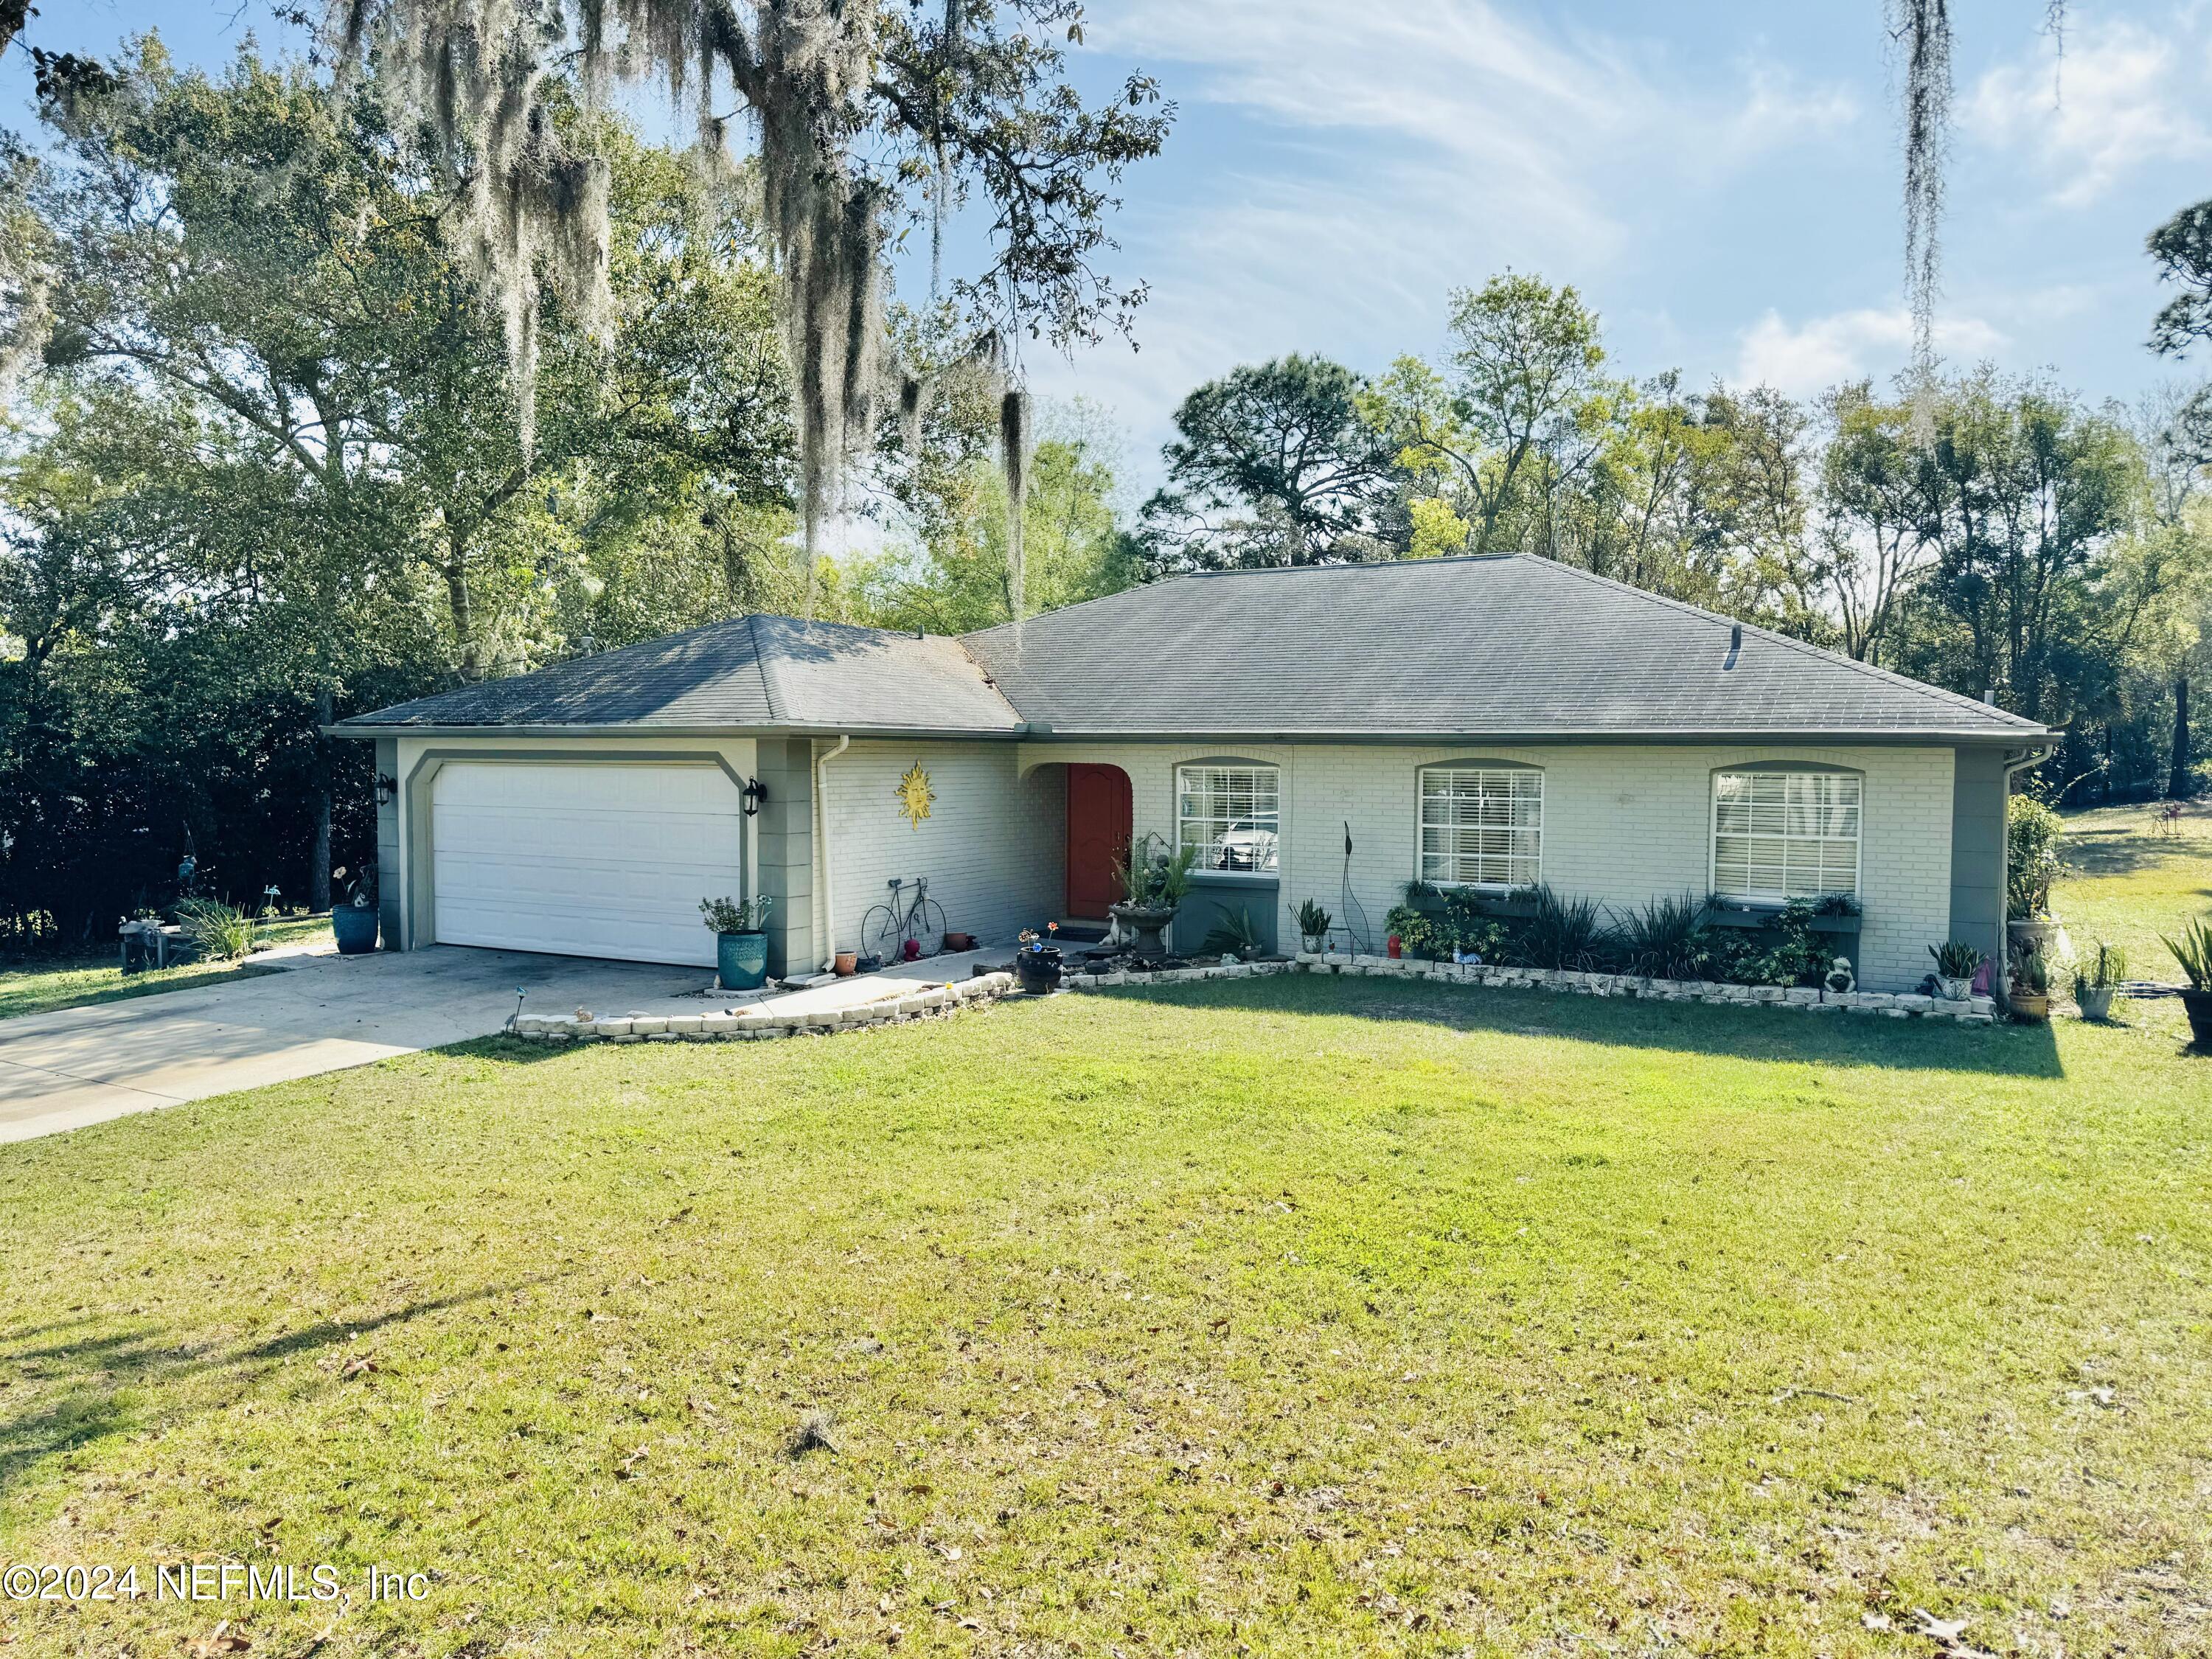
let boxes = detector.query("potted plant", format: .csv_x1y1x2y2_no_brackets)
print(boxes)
1107,835,1198,959
1295,899,1331,956
1015,925,1063,994
2072,939,2126,1022
2006,796,2064,954
2008,942,2051,1023
699,894,773,990
2162,917,2212,1048
1929,939,1983,1001
331,866,378,955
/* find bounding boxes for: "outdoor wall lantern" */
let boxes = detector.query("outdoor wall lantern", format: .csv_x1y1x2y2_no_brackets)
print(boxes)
742,776,768,817
374,772,398,807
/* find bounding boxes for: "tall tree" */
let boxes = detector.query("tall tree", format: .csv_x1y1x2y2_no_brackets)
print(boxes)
1366,274,1609,555
1889,372,2134,723
1813,381,1939,662
1138,355,1405,572
324,0,1171,610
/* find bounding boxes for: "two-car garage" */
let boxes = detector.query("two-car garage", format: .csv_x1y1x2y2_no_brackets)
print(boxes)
425,760,748,968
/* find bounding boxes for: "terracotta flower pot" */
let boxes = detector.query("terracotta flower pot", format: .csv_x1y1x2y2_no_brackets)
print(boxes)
834,950,857,977
942,931,975,953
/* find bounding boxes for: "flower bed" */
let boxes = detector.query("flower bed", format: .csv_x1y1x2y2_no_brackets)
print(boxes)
1057,954,1999,1023
503,950,2006,1049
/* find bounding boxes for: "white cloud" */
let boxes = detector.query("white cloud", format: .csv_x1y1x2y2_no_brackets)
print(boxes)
1734,307,2008,399
1060,1,1862,471
1963,11,2212,206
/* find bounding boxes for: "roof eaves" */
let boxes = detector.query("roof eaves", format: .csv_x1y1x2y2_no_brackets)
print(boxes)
327,719,1029,740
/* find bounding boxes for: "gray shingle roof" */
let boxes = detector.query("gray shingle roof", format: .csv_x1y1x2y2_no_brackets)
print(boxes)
341,613,1021,734
342,554,2049,742
959,554,2048,741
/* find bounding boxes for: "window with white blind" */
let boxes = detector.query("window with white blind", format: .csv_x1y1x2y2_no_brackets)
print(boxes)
1711,770,1861,902
1418,766,1543,888
1176,764,1280,873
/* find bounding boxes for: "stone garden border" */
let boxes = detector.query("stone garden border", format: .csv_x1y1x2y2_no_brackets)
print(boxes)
1061,953,2000,1024
509,972,1020,1044
504,950,2003,1048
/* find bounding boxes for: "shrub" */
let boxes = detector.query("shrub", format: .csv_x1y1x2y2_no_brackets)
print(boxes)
1613,893,1705,978
1200,905,1263,960
176,899,254,961
2007,795,2065,919
699,895,773,933
1520,885,1613,972
1383,904,1447,960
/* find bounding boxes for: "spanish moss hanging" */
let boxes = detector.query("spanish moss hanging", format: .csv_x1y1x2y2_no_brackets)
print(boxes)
324,0,1171,616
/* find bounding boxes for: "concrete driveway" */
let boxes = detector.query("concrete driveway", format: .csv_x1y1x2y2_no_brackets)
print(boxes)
0,946,709,1144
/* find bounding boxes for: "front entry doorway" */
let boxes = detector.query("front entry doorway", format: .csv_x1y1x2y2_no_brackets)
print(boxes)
1065,763,1133,919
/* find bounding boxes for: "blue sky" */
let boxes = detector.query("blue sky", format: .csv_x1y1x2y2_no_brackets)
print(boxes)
10,0,2211,485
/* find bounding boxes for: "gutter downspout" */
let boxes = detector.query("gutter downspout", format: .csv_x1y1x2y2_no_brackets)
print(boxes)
815,734,851,972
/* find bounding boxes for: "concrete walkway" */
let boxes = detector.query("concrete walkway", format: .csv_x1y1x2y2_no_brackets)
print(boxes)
0,946,708,1144
0,942,1023,1145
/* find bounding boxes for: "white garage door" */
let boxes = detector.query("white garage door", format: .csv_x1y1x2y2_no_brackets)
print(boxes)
430,762,745,967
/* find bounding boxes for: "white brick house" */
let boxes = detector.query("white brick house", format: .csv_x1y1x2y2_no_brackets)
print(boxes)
336,556,2053,992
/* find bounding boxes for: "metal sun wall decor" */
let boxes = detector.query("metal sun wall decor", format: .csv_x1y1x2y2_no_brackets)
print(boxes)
895,761,935,830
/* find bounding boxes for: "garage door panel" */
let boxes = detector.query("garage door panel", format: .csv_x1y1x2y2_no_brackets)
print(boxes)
430,762,744,967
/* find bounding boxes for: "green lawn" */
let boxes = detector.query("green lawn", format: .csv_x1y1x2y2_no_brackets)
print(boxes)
2057,800,2212,987
0,913,330,1023
4,932,2210,1655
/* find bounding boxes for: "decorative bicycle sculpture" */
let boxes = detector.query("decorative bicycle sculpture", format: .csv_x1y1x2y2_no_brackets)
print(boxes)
859,875,947,964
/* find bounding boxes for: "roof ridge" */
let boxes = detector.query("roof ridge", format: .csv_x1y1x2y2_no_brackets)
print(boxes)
961,578,1184,641
745,613,787,724
1514,555,2042,728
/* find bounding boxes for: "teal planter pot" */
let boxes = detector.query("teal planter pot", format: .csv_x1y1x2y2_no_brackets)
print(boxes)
332,903,378,955
717,930,768,990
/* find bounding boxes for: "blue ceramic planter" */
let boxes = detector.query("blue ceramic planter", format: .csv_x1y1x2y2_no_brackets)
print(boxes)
333,902,378,955
717,930,768,990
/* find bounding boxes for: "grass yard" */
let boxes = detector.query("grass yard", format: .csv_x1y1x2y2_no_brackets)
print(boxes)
0,914,331,1023
2058,801,2212,988
3,949,2210,1657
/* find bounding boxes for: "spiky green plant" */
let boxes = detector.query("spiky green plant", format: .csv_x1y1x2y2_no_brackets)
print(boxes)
2163,918,2212,992
1930,939,1985,979
176,899,254,962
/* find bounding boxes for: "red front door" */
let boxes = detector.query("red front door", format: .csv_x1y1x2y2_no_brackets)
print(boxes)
1065,764,1133,919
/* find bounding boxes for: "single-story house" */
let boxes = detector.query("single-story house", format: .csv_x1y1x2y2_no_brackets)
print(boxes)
333,554,2055,992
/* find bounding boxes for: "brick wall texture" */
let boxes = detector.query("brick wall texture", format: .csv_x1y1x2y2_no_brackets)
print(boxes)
814,740,1064,960
1012,741,1957,992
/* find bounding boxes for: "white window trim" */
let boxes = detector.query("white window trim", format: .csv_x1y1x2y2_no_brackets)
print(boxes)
1175,761,1282,877
1413,762,1544,891
1707,768,1864,905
